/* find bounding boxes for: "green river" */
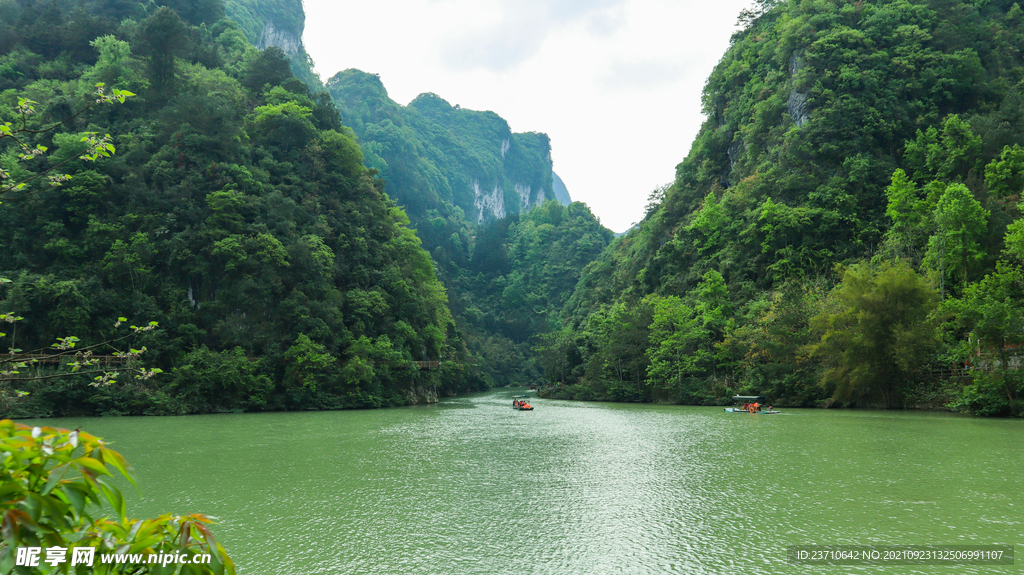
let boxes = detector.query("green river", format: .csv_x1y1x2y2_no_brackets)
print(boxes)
25,389,1023,574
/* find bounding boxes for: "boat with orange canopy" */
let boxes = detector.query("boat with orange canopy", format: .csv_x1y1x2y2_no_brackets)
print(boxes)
512,396,534,411
724,395,779,414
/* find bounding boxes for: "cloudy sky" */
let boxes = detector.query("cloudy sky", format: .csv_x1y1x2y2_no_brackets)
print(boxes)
303,0,754,233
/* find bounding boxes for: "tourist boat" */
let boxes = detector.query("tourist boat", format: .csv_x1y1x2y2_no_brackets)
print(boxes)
512,397,534,411
724,395,779,414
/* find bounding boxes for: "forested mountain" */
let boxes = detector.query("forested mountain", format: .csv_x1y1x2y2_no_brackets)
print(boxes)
326,69,557,226
322,68,611,387
542,0,1024,416
0,0,615,416
0,0,463,415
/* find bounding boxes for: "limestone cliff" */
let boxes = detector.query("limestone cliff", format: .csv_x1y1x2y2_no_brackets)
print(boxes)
325,70,556,225
223,0,321,88
257,19,301,55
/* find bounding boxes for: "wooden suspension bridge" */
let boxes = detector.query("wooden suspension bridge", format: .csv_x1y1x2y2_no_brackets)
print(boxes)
2,353,132,366
3,354,441,370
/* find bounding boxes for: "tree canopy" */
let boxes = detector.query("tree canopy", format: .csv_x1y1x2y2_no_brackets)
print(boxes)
0,0,460,416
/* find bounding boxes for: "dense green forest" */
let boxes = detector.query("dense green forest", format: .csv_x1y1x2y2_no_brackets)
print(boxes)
0,0,467,415
0,0,614,415
459,200,615,385
325,68,611,387
539,0,1024,416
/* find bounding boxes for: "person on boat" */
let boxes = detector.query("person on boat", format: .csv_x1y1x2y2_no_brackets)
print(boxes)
752,402,760,412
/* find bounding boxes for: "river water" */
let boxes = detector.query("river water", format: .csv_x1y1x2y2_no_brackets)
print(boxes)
26,389,1023,574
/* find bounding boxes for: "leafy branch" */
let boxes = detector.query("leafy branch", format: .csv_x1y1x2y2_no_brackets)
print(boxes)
0,83,133,201
0,421,236,574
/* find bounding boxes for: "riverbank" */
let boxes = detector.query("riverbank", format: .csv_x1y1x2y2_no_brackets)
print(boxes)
537,377,1017,417
1,374,471,419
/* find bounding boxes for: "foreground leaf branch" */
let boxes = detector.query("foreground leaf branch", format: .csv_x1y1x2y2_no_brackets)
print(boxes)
0,84,133,201
0,421,235,574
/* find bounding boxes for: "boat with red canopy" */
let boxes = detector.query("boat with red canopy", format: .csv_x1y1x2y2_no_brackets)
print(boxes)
724,395,779,414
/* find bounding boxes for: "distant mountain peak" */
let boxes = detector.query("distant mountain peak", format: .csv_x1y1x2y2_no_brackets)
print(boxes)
326,70,555,224
553,173,572,206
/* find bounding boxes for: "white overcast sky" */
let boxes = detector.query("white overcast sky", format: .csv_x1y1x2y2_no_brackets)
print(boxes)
303,0,754,233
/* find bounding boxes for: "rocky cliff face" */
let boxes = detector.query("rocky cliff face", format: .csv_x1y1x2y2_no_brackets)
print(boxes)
473,181,506,223
406,384,439,404
257,20,301,55
326,71,555,224
223,0,321,87
787,51,810,128
471,177,552,224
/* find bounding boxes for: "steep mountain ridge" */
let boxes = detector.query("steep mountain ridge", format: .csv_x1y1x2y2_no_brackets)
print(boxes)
542,0,1024,415
325,69,556,224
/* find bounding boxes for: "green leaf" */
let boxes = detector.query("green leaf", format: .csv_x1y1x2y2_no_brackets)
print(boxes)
128,535,164,554
60,483,87,517
23,492,42,522
37,495,73,530
150,561,177,575
74,456,111,475
99,447,136,489
1,546,16,573
41,463,70,496
0,483,22,500
97,476,125,519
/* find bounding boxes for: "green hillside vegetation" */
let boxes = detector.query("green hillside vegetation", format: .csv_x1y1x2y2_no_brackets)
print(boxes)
0,0,463,416
325,68,613,386
462,201,615,384
542,0,1024,416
